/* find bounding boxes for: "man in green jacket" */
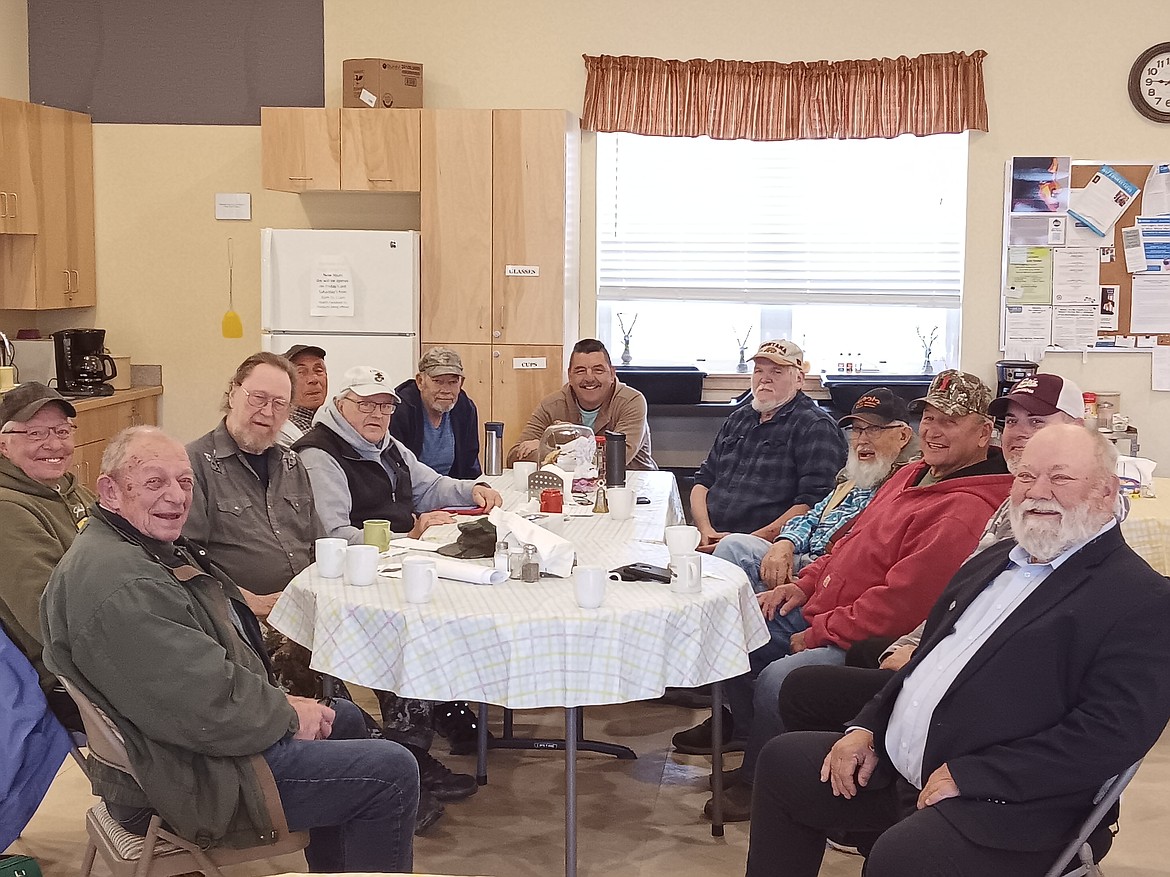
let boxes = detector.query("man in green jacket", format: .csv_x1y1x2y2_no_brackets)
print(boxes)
0,382,91,731
40,425,418,870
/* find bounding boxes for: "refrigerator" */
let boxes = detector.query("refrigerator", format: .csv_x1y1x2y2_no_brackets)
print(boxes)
260,228,420,386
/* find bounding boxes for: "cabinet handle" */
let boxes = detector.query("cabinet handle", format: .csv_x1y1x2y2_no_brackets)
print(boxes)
63,270,71,292
7,192,15,219
70,270,80,292
0,192,7,218
366,177,395,182
287,176,313,181
493,350,501,358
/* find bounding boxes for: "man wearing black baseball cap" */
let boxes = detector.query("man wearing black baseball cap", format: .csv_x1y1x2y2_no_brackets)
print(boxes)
279,344,328,446
0,382,90,730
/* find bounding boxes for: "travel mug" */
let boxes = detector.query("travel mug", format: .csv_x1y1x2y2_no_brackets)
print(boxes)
484,422,505,476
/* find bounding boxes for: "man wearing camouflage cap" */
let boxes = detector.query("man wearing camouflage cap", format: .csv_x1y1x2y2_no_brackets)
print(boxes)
391,346,483,479
700,370,1012,822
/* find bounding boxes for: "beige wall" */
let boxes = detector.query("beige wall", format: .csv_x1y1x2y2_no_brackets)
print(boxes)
0,0,27,100
6,0,1170,459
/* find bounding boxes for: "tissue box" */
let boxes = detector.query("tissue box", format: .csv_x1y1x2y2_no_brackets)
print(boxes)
342,59,423,108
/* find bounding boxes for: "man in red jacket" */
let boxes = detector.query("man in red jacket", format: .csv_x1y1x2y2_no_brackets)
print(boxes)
699,371,1012,821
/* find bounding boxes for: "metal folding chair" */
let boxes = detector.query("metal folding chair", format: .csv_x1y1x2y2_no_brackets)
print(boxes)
1043,759,1142,877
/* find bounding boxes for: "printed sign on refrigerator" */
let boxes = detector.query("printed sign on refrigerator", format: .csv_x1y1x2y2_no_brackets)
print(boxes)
310,257,355,317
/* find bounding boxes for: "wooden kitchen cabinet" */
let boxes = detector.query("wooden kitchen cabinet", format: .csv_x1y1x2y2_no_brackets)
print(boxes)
341,109,421,192
71,388,161,493
490,344,564,452
261,107,341,192
0,102,95,310
0,98,38,234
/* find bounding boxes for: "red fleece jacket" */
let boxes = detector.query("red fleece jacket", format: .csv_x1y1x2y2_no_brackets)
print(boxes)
797,459,1012,649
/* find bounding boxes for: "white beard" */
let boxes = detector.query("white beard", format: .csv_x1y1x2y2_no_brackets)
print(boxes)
751,396,782,414
843,447,898,489
1009,498,1109,562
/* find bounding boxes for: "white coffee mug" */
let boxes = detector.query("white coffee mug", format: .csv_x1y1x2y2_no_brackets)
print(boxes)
608,486,635,520
315,537,348,579
573,566,621,609
402,556,439,604
670,551,702,594
344,544,379,587
513,461,537,490
664,525,701,555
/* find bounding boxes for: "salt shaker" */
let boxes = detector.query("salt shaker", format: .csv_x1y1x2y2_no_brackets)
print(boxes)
494,540,510,572
521,544,540,583
509,545,525,580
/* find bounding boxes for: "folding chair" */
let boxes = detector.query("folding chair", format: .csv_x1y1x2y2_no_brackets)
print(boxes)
59,677,308,877
1043,759,1142,877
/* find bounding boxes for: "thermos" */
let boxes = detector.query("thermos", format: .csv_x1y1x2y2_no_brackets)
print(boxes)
484,422,504,476
604,430,627,487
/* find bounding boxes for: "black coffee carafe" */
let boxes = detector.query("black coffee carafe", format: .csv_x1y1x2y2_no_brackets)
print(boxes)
52,329,118,396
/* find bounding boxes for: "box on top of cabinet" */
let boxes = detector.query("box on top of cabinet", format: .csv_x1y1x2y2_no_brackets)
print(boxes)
342,59,423,109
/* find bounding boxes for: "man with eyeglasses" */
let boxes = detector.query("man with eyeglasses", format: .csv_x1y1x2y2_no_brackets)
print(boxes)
186,352,321,621
0,382,89,731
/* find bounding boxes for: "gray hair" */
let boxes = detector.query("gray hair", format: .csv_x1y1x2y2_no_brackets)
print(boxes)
1087,429,1120,485
221,351,296,414
100,425,172,477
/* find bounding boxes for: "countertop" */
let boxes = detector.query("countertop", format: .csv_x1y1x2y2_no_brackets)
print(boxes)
69,385,162,412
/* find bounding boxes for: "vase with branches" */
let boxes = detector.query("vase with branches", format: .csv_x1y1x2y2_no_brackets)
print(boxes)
616,313,637,365
734,326,754,373
917,326,939,375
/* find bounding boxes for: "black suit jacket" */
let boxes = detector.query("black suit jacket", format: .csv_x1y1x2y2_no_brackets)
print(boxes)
853,524,1170,851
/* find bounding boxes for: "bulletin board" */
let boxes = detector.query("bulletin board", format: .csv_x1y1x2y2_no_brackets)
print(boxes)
999,159,1170,356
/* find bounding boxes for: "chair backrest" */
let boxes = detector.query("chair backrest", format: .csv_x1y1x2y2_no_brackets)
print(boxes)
528,469,563,501
58,676,141,784
1042,759,1142,877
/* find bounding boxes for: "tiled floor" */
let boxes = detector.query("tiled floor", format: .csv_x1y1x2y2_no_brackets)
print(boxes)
8,696,1170,876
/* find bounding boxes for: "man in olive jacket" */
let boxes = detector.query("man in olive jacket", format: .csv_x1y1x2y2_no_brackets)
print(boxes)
41,426,418,871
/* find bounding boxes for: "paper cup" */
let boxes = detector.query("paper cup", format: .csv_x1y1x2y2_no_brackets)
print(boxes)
402,556,439,603
315,537,348,579
512,461,537,490
608,487,635,520
664,525,701,554
344,544,379,587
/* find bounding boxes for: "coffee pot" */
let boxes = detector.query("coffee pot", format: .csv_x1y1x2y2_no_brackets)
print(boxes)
52,328,118,396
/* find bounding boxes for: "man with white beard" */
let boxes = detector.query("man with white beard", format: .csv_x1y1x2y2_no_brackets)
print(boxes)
714,388,918,595
747,425,1170,877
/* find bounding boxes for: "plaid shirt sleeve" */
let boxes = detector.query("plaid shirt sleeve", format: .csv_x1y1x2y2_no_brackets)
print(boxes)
790,417,849,508
776,491,832,553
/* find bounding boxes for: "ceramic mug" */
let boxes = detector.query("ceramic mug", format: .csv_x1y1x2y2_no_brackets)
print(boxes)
402,556,439,604
608,487,635,521
344,544,380,587
573,566,620,608
363,519,392,554
670,552,702,594
664,525,701,555
512,461,537,490
315,537,348,578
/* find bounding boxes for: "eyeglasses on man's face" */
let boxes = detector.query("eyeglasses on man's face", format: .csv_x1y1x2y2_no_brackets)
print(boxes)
346,396,396,415
2,423,77,442
238,386,290,412
846,423,903,438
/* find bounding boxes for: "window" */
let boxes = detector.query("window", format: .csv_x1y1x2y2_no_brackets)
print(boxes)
596,131,968,375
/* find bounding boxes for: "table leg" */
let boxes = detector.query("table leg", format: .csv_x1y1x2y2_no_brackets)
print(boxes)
565,706,578,877
710,680,724,837
476,702,489,786
493,707,636,760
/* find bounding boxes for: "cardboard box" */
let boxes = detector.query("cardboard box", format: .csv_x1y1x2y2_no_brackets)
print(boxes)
343,59,423,109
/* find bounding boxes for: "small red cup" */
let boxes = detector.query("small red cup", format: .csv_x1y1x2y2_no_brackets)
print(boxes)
540,488,564,513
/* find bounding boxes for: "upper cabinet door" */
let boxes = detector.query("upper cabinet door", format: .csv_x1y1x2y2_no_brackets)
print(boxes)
261,108,341,192
0,98,39,234
341,109,421,192
492,110,579,346
420,110,494,344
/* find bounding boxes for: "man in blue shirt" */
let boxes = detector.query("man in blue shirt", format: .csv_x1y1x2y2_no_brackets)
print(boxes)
691,339,847,550
391,347,483,479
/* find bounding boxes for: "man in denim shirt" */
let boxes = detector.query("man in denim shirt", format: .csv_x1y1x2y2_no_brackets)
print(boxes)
714,388,917,592
691,339,847,551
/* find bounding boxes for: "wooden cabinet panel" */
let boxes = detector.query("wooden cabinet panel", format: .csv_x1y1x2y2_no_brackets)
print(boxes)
0,98,38,234
490,344,564,453
67,111,97,307
261,108,341,192
71,392,160,493
420,110,493,344
71,439,107,495
341,109,421,192
492,110,576,346
28,106,70,309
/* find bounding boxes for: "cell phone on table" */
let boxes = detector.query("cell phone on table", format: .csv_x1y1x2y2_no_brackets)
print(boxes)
636,495,651,504
610,562,673,584
440,506,488,515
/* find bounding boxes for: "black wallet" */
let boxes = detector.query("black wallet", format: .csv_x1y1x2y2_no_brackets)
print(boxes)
610,562,672,583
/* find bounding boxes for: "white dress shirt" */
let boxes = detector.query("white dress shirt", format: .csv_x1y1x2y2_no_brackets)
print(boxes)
885,521,1116,787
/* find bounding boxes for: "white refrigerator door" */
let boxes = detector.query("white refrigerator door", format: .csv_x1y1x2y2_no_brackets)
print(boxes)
262,333,419,391
261,228,419,336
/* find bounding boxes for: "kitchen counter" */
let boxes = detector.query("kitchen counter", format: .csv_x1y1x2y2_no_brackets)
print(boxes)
69,385,162,412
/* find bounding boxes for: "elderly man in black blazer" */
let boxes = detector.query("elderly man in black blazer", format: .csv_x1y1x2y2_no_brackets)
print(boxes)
746,424,1170,877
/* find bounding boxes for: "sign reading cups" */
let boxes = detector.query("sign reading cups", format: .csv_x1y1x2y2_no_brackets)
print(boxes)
513,357,547,369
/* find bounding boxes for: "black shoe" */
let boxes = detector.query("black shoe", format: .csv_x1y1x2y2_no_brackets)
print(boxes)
433,701,494,756
407,744,479,802
414,787,445,835
671,710,744,755
707,766,744,790
657,685,714,709
702,781,753,823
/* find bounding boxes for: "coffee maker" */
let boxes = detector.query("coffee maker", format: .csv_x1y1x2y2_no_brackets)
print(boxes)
995,359,1039,398
52,329,118,396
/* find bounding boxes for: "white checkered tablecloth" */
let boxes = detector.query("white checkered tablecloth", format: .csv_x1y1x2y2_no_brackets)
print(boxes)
1121,478,1170,576
268,471,770,708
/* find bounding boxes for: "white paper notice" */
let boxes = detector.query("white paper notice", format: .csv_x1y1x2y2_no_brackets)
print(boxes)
1130,275,1170,333
1099,285,1120,331
1051,305,1097,349
1152,346,1170,392
1144,165,1170,217
1051,248,1099,304
1004,305,1052,348
310,258,355,317
1122,226,1146,273
1067,166,1140,237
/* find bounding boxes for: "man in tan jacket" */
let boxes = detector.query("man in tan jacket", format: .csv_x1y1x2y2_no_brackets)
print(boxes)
507,338,657,470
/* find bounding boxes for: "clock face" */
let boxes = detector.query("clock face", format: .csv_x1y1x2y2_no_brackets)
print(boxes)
1130,43,1170,122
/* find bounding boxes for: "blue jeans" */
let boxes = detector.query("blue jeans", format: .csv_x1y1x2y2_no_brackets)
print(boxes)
263,698,418,873
713,533,814,594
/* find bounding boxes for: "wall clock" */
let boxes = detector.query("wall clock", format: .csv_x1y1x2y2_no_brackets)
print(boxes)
1129,42,1170,123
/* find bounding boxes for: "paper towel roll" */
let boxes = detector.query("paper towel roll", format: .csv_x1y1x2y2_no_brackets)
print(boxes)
431,556,509,586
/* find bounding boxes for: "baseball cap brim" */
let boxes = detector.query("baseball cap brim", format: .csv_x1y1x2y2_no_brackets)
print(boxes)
837,411,899,427
347,383,401,402
987,393,1059,418
4,395,77,425
752,352,801,368
423,365,464,377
